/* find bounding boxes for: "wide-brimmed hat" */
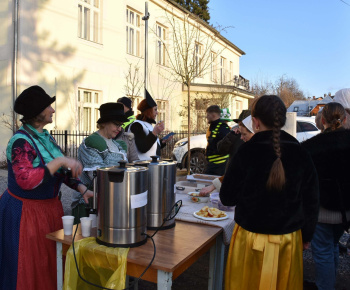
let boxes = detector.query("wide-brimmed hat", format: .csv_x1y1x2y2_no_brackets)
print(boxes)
97,103,128,124
117,96,132,109
220,108,233,121
14,85,56,120
241,115,253,133
232,109,251,123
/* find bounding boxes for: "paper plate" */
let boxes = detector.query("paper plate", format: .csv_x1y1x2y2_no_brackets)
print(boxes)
193,211,228,221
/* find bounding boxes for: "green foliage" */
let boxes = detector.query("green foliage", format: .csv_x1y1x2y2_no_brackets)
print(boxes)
173,0,210,23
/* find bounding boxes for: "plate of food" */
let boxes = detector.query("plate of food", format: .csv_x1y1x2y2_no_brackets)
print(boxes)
187,192,209,203
193,206,228,221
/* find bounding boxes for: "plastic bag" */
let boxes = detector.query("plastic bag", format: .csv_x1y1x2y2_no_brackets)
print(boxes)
64,237,129,290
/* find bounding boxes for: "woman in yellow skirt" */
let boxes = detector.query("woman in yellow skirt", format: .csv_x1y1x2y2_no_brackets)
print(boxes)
220,95,319,290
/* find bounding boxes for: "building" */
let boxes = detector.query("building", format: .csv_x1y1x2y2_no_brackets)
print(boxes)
287,96,333,116
0,0,254,156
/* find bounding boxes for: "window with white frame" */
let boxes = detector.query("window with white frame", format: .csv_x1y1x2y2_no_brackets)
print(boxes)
229,61,233,82
77,89,101,131
156,100,167,123
126,8,141,57
195,43,203,77
78,0,101,43
156,24,167,66
220,57,226,84
235,100,242,119
132,96,142,113
210,52,217,83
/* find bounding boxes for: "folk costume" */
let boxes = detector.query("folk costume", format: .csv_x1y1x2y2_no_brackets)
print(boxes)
220,130,319,290
0,86,82,290
72,103,129,222
129,90,165,160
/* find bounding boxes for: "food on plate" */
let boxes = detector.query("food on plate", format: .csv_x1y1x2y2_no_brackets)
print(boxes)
191,197,199,202
196,206,226,218
189,192,200,197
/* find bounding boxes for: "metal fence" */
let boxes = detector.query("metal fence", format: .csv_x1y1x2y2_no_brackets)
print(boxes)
50,130,206,160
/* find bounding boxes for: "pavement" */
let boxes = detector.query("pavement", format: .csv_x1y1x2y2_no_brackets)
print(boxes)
0,168,349,289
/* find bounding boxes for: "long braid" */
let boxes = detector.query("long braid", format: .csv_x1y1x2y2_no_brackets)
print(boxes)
266,98,286,191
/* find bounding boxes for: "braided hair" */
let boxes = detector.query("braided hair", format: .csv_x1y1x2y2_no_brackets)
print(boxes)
322,102,346,131
252,95,287,191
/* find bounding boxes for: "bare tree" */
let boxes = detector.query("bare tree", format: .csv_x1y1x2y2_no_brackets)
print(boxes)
275,75,305,107
159,9,227,174
124,60,144,103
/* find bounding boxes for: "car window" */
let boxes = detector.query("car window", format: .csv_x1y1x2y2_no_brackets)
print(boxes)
296,122,303,133
298,121,318,132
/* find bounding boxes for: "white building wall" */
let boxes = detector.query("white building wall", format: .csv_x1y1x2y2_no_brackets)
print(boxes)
0,0,250,155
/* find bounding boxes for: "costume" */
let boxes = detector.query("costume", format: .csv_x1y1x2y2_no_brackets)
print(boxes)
0,125,82,290
72,132,128,219
129,119,165,160
220,130,319,290
205,118,230,175
302,127,350,290
115,129,139,162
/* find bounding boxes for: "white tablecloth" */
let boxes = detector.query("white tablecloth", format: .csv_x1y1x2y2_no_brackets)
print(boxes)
175,192,235,245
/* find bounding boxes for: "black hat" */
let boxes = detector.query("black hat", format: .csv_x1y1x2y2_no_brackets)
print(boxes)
117,97,132,109
97,102,129,124
232,109,251,123
14,85,56,119
145,89,157,108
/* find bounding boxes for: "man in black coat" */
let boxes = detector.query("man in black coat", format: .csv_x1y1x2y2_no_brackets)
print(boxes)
204,105,230,175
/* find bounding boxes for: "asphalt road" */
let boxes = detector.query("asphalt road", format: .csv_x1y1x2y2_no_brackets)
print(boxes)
0,169,349,289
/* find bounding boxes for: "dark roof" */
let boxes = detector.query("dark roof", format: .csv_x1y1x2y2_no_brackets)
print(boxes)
166,0,246,56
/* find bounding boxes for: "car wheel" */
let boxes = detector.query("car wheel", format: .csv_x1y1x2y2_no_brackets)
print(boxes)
189,152,207,174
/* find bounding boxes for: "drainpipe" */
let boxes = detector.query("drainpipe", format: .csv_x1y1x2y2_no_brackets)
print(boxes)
142,1,150,96
12,0,19,134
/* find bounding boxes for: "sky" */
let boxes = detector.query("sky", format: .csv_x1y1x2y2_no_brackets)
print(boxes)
209,0,350,98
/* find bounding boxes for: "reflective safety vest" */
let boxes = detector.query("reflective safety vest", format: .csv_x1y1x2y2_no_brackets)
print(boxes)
206,121,230,164
122,115,136,130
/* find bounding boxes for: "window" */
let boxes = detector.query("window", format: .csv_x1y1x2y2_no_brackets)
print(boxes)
210,52,217,82
195,43,203,77
220,57,226,84
156,100,167,123
126,8,141,56
229,61,233,82
293,106,299,112
78,0,101,43
235,100,242,119
298,121,318,132
156,24,167,65
78,89,101,131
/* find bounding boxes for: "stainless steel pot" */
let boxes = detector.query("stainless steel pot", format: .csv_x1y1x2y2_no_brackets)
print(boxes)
96,161,148,248
134,156,177,230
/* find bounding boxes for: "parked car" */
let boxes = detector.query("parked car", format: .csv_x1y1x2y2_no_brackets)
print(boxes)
172,117,320,173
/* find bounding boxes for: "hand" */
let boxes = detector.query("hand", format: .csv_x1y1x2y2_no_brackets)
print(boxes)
153,121,165,136
83,190,94,204
303,242,310,250
61,157,83,178
199,184,215,196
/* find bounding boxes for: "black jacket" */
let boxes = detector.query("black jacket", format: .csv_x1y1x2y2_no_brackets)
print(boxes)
302,128,350,212
205,119,230,159
217,130,244,168
220,130,319,242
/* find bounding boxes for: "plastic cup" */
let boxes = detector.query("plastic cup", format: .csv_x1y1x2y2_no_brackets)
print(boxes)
62,216,74,235
89,214,97,228
80,217,92,237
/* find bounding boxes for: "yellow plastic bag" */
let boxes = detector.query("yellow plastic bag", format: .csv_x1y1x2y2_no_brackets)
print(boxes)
63,237,129,290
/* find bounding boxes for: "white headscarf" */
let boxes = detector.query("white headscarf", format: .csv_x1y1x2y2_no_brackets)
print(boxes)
242,115,254,133
333,88,350,109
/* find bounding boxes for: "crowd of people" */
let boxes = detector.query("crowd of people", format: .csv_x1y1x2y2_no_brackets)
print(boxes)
0,85,350,289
